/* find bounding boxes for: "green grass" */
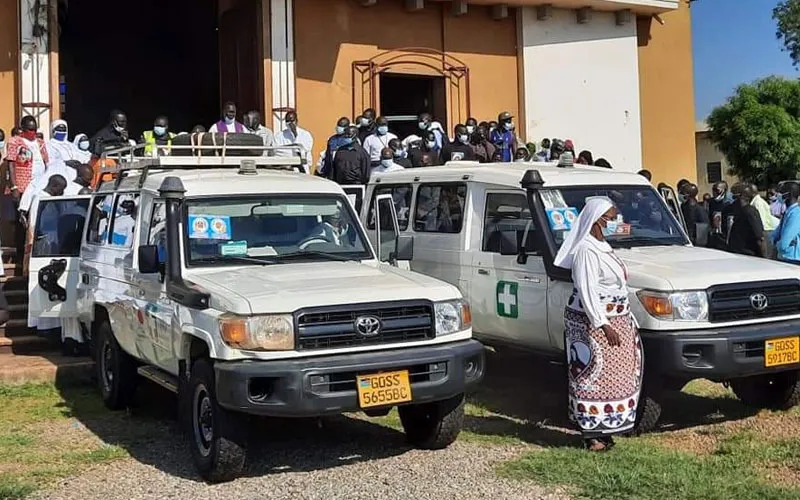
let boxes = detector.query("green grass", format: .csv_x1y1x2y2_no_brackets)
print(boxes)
0,383,128,499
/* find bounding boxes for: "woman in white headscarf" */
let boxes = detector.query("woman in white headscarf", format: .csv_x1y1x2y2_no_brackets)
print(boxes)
553,197,643,451
48,120,82,166
72,133,92,163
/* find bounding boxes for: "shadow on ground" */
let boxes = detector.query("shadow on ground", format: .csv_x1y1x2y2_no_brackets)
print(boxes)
49,346,761,482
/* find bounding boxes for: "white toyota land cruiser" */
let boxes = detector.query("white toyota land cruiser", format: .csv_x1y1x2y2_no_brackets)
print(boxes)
27,145,484,482
362,162,800,431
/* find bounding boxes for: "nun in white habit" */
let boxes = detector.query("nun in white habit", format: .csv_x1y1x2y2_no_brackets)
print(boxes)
554,197,643,451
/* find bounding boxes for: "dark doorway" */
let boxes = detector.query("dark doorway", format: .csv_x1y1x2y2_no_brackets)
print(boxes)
379,73,447,141
57,0,220,140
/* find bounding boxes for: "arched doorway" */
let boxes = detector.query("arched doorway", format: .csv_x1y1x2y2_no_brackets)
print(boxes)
352,48,470,138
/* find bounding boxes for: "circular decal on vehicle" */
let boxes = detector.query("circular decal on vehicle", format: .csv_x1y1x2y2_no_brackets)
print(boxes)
564,209,577,226
210,217,228,235
550,211,565,227
192,217,209,234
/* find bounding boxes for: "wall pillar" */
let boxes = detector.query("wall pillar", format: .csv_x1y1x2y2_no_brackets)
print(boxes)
270,0,296,131
18,0,52,132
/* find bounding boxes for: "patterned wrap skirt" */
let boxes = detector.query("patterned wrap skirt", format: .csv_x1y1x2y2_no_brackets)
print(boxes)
564,308,643,437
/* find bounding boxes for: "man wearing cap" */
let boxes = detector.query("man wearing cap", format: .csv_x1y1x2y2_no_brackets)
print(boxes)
490,111,518,163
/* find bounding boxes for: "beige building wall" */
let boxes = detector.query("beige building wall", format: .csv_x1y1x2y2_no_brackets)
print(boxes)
293,0,519,165
695,127,738,196
637,0,696,187
0,0,19,134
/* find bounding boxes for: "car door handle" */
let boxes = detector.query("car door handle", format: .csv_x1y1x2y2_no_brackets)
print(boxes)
478,269,490,275
517,275,541,283
81,274,89,285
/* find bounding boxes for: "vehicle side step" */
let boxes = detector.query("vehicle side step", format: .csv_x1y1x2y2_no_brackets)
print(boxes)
137,366,178,393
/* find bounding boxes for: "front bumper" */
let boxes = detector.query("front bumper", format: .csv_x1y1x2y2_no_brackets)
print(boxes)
214,340,485,417
641,318,800,381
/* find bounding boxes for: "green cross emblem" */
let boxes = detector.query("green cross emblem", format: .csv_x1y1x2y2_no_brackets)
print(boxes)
496,281,519,319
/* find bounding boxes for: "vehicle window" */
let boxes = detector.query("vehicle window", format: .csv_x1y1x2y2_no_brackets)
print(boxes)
32,198,90,258
414,183,467,234
148,201,167,264
482,193,538,254
185,195,372,266
87,194,114,245
109,193,140,248
541,185,689,249
377,197,400,262
367,184,412,231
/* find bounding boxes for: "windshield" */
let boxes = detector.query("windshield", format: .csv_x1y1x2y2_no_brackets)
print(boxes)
541,185,689,249
185,195,372,265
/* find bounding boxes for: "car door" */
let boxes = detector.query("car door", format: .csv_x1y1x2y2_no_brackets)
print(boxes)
365,183,414,269
469,191,549,349
28,195,91,323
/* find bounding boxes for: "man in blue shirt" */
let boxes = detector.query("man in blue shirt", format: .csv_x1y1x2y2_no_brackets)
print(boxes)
319,117,351,177
774,181,800,263
491,111,518,162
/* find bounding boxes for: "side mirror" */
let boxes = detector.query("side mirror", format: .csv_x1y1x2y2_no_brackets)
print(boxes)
395,234,414,261
138,245,160,274
499,231,519,256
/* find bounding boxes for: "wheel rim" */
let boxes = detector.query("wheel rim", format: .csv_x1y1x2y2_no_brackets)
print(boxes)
193,384,214,457
100,339,114,393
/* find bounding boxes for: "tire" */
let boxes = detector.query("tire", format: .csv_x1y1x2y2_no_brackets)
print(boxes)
187,358,247,483
95,320,137,410
171,132,264,157
633,395,662,435
731,371,800,410
398,394,465,449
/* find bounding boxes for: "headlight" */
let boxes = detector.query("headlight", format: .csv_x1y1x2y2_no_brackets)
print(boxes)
219,313,294,351
637,290,708,321
434,300,471,335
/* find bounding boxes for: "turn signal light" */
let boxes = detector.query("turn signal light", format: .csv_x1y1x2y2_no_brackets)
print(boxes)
638,292,673,318
220,319,248,346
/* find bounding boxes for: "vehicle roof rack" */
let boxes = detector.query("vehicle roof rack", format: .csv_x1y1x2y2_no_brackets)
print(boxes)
96,143,309,192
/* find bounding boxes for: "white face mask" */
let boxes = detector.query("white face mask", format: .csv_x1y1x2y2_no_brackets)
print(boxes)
466,126,475,134
224,117,235,125
78,140,90,151
380,159,393,168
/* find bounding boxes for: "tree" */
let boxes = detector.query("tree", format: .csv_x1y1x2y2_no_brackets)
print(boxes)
775,0,800,67
707,76,800,186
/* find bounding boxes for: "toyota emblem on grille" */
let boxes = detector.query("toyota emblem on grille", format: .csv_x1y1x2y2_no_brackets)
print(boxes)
354,315,382,337
750,293,769,311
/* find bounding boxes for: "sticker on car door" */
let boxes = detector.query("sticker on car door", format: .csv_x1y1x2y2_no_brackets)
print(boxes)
496,281,519,319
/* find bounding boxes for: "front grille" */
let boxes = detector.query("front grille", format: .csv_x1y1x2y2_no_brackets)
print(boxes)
296,300,434,350
708,280,800,322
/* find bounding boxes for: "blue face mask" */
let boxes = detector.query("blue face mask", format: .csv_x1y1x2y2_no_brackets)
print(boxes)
0,141,5,150
153,126,167,137
393,149,405,158
503,122,514,131
54,131,68,141
342,137,354,146
336,125,345,134
377,125,389,136
419,121,429,130
380,159,393,168
602,218,619,236
426,141,436,149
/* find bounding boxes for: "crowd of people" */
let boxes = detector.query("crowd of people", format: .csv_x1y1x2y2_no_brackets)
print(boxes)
662,176,800,264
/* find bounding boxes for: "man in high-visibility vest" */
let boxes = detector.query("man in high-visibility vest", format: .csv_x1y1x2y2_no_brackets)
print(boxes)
141,116,176,156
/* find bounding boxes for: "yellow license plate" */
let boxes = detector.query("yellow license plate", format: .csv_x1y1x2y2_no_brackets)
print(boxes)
356,370,412,408
765,336,800,368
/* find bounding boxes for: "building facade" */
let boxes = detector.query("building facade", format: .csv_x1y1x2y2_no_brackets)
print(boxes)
0,0,695,185
695,121,738,196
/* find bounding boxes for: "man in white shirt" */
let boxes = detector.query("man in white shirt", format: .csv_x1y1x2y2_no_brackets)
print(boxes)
362,116,397,167
273,110,314,169
372,148,405,175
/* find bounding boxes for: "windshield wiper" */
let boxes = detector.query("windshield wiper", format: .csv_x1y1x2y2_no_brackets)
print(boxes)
276,250,359,262
192,255,277,266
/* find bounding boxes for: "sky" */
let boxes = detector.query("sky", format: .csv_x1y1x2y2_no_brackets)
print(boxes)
692,0,797,121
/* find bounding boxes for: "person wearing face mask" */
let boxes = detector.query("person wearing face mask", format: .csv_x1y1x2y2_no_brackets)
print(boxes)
72,134,92,163
408,130,441,168
47,120,82,167
465,117,478,136
417,112,445,152
243,110,275,149
319,117,352,177
774,182,800,263
488,121,498,134
209,102,245,134
441,124,476,163
388,138,412,168
141,116,177,157
727,183,766,258
329,126,370,185
535,138,551,162
707,181,734,250
273,110,314,167
469,125,496,163
769,187,786,219
490,111,518,163
514,147,531,163
363,116,398,167
372,147,405,175
90,110,132,157
358,108,377,144
4,116,49,203
680,183,709,245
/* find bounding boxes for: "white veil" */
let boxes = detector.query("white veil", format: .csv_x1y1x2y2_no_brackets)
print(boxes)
553,196,614,269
